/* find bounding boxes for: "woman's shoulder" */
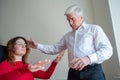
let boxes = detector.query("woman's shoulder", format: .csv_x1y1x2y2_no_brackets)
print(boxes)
0,60,10,67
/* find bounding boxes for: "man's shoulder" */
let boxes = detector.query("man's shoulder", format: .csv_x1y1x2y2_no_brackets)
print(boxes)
84,23,103,34
62,30,73,39
86,23,102,30
64,30,73,34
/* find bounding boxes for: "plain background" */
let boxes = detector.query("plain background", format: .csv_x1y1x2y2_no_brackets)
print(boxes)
0,0,120,80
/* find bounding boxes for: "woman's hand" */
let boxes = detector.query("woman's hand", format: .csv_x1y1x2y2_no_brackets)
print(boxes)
28,59,50,72
54,50,65,63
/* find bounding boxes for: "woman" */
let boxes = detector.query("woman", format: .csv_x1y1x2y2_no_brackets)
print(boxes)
0,36,65,80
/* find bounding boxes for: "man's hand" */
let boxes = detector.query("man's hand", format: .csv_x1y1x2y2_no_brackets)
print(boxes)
28,59,50,72
27,39,38,49
70,56,90,71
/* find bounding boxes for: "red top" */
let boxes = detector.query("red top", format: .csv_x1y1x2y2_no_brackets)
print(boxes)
0,60,57,80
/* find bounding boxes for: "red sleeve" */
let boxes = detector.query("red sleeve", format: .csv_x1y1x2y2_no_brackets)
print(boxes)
32,61,57,79
0,61,30,80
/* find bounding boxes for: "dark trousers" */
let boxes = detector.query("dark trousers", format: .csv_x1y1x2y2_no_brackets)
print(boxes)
67,64,105,80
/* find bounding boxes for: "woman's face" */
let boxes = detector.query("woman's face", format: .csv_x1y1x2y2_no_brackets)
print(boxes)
13,39,27,56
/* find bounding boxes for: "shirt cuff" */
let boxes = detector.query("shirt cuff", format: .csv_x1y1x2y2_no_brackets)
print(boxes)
88,53,98,64
37,44,42,49
37,44,45,53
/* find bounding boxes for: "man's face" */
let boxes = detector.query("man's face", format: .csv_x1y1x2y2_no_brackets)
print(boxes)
66,13,83,30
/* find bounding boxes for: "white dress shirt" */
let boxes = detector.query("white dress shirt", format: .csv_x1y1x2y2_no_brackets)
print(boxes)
37,22,113,66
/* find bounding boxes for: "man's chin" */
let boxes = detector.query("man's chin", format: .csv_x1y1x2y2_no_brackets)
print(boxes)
72,28,78,30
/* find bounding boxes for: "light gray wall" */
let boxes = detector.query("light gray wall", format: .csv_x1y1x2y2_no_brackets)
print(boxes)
108,0,120,65
92,0,119,80
0,0,94,80
108,0,120,79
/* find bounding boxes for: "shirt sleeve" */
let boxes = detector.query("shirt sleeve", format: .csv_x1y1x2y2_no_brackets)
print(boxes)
88,25,113,64
0,61,30,80
37,36,66,55
32,61,57,79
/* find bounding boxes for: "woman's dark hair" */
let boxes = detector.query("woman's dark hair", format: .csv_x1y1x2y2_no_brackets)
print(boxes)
6,36,30,65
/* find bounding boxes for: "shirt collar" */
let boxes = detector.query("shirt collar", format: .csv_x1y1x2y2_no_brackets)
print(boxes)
72,22,86,32
77,22,86,31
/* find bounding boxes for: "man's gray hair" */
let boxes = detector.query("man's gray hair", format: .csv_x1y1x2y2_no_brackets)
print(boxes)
64,4,83,17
